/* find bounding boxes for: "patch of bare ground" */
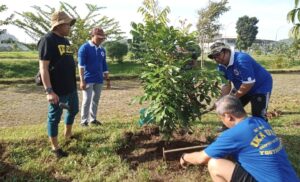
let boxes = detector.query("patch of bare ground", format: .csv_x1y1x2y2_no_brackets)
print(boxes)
116,125,214,181
0,79,144,127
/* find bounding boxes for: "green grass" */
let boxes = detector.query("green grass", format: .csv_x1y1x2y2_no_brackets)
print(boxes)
0,74,299,180
108,61,143,77
0,58,143,79
1,112,299,181
0,59,38,79
202,53,300,70
0,51,38,59
0,119,140,181
253,54,300,69
1,51,300,80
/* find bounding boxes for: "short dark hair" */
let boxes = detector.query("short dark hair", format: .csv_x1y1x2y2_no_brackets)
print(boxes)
215,95,246,117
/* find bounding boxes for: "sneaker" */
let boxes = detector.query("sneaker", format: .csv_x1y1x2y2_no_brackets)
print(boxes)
52,148,68,158
90,120,102,126
80,122,89,127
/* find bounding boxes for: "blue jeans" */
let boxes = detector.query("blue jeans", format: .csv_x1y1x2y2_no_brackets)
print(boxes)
47,90,79,137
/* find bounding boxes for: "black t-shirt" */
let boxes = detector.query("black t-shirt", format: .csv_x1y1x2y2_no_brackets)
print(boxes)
38,32,76,96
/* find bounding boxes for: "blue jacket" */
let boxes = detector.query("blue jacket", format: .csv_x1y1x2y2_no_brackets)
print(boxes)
218,50,272,95
78,41,108,84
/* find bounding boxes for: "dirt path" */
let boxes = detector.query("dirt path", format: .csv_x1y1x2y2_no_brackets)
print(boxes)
0,79,144,127
1,73,300,128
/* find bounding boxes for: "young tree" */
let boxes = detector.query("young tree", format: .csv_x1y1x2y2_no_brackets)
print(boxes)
0,5,13,35
129,0,171,61
196,0,230,67
236,15,259,51
132,0,222,139
287,0,300,39
13,1,124,55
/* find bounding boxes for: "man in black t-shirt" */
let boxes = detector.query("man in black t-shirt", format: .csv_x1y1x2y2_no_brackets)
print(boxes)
38,11,79,158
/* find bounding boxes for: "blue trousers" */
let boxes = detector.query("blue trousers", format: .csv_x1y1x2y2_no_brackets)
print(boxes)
47,90,79,137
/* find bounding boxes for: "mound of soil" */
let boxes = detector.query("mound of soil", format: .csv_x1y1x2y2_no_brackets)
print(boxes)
116,125,212,180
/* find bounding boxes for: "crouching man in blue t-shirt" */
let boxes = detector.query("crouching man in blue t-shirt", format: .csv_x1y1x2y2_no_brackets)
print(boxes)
180,95,299,182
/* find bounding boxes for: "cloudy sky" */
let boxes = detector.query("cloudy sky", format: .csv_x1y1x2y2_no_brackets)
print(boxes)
1,0,295,43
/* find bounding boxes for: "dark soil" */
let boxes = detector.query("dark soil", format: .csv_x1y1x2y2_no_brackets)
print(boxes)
116,125,213,181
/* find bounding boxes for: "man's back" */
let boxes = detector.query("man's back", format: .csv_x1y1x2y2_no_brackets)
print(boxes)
205,117,299,182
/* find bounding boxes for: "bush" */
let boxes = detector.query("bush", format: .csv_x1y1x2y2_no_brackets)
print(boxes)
104,41,128,63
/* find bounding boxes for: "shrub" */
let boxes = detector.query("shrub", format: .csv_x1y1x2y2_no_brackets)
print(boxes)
104,41,128,63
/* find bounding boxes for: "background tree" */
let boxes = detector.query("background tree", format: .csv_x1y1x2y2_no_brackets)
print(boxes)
13,1,124,55
236,15,259,51
132,0,221,139
287,0,300,39
0,5,13,35
104,41,128,63
196,0,230,67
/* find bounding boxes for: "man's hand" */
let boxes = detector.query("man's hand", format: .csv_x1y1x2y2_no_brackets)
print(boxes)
80,80,86,90
179,151,210,169
106,79,111,89
221,83,232,96
47,92,59,105
180,153,190,169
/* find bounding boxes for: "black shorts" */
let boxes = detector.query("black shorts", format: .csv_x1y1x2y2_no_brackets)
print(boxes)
239,93,270,120
231,163,257,182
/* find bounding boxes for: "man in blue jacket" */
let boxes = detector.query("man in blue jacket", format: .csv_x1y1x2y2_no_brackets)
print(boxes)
208,42,272,120
78,27,110,127
180,95,299,182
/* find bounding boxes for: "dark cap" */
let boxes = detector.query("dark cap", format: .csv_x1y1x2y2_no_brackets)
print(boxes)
208,42,231,59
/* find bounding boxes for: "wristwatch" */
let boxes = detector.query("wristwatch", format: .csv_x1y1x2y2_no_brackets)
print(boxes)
45,87,53,94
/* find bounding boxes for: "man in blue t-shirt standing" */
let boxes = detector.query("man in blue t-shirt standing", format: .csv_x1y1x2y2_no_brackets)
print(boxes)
208,42,272,120
78,27,110,127
180,95,299,182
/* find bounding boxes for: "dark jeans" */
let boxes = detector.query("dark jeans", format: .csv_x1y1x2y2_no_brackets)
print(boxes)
47,90,79,137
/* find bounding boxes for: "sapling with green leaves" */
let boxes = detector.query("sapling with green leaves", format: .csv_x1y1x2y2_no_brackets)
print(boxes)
131,0,222,140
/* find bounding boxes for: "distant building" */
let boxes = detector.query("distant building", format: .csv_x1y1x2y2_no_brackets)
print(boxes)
0,30,29,51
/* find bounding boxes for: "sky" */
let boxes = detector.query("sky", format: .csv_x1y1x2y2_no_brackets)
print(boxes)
1,0,295,43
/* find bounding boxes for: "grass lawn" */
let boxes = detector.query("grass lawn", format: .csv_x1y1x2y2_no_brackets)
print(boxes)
0,58,143,80
0,74,299,181
0,51,38,59
1,51,300,81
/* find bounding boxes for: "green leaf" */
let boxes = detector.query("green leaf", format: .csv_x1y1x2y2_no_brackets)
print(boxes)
287,9,296,23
